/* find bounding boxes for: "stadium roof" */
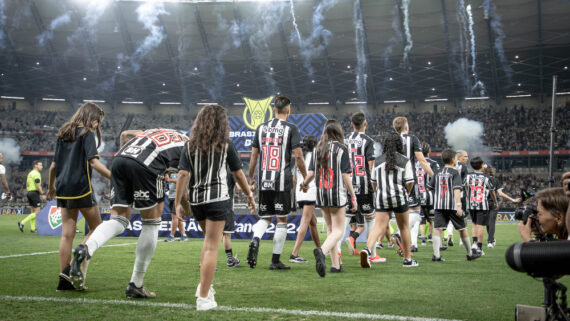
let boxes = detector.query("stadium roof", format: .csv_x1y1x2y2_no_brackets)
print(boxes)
0,0,569,108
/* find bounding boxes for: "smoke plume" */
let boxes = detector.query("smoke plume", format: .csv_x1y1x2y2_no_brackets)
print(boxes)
401,0,413,66
353,0,367,100
38,13,70,47
0,138,22,165
0,0,6,49
483,0,514,87
444,118,490,153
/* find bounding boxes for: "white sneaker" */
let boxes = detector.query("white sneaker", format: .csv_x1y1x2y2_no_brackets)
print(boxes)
487,242,495,248
471,243,478,250
195,284,215,299
196,296,217,311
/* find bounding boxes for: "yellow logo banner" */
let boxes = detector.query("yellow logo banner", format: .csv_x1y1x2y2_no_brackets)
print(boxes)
243,96,274,130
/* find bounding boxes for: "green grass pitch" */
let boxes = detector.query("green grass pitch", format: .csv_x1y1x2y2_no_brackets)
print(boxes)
0,214,555,320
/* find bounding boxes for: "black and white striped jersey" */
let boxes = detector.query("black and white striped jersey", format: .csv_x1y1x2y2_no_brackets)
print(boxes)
371,153,414,209
178,141,242,205
487,177,502,209
252,118,301,192
345,132,375,195
117,128,188,175
401,134,422,170
308,142,351,207
428,167,462,211
464,172,495,211
415,157,440,207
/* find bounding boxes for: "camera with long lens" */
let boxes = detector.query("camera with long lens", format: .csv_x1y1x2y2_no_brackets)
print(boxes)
514,204,537,225
513,189,552,242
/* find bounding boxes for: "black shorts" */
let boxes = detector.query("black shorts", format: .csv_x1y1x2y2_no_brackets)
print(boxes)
259,191,291,217
110,157,165,211
434,209,466,230
57,194,96,209
376,203,409,214
406,184,421,208
470,210,490,226
297,201,316,208
191,200,229,222
347,193,375,216
224,198,235,233
27,191,41,208
420,206,433,224
349,213,365,226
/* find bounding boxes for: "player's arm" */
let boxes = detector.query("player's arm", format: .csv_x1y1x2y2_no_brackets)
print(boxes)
490,190,498,210
454,189,463,217
35,178,43,195
497,189,520,203
174,169,191,217
48,162,56,200
415,151,434,177
232,169,256,214
248,147,259,186
342,173,358,212
120,130,143,147
293,147,307,180
404,160,414,193
89,158,111,180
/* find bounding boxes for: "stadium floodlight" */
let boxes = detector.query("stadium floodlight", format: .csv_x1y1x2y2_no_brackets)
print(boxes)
197,102,217,105
42,98,66,102
465,96,490,100
1,96,25,100
159,102,181,105
345,101,367,105
121,101,144,104
307,102,330,105
424,98,448,102
383,100,406,103
556,92,570,96
83,99,106,103
233,102,246,106
505,94,531,98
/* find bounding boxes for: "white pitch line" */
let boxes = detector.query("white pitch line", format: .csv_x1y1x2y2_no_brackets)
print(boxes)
0,242,137,259
0,295,461,321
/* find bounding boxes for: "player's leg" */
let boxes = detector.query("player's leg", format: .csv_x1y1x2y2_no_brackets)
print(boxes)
166,208,178,242
360,211,388,268
409,206,421,251
223,207,239,267
431,210,448,261
328,207,346,270
178,216,187,240
308,207,321,248
198,219,225,298
268,192,291,269
57,207,79,291
291,203,314,262
394,210,414,265
487,209,498,247
248,191,272,268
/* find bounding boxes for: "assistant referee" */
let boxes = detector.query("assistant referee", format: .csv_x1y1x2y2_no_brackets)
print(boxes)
18,160,45,233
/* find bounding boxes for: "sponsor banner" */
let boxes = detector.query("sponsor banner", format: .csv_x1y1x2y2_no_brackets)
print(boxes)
87,212,313,241
496,211,516,221
37,200,82,236
0,205,26,215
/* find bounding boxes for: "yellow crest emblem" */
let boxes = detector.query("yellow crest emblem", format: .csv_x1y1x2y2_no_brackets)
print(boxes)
243,96,274,130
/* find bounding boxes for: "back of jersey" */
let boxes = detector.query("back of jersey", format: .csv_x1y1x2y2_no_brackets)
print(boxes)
117,128,188,174
429,167,462,211
312,142,351,207
464,172,494,210
253,119,301,192
345,132,375,195
401,134,421,167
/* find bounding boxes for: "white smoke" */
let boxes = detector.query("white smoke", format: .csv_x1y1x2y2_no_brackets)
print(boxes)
129,1,169,73
353,0,367,100
465,5,486,96
0,0,6,49
401,0,413,66
0,138,22,165
483,0,514,86
289,0,301,45
38,13,70,47
444,118,490,153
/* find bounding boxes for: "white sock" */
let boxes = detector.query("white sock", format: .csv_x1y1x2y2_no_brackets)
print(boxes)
343,217,351,241
461,236,473,255
365,217,376,256
130,218,160,287
272,223,287,255
447,221,454,237
85,215,129,257
409,210,420,247
433,235,441,258
252,219,270,239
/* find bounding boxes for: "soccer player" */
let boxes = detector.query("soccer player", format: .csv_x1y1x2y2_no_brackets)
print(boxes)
164,168,188,242
446,150,469,246
175,105,255,310
360,132,417,268
301,120,357,277
47,102,111,291
290,135,321,263
223,164,241,267
416,142,440,246
484,165,519,248
345,112,381,262
247,96,306,270
0,153,11,200
464,157,497,255
70,128,188,298
427,149,481,262
18,160,45,233
392,117,434,254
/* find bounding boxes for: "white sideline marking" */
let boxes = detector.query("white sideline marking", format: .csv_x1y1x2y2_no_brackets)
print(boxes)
0,243,137,259
0,295,461,321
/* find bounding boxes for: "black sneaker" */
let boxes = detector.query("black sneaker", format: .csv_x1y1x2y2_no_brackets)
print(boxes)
432,255,445,262
17,222,23,232
30,229,37,233
329,266,342,273
313,248,326,277
403,258,419,267
269,261,291,270
411,246,418,253
440,244,448,251
448,238,454,246
289,254,308,263
125,282,156,298
247,237,260,269
70,244,90,290
56,274,76,292
359,247,371,268
467,251,482,261
227,256,241,268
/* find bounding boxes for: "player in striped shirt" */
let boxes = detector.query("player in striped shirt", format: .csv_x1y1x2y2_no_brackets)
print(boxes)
360,132,417,268
427,149,481,262
464,157,497,254
302,120,357,277
416,142,440,246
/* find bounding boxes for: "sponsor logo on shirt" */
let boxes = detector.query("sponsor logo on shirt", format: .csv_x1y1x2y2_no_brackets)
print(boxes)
346,138,363,147
275,203,284,211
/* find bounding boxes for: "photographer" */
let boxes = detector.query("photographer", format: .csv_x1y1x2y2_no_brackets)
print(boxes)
518,187,568,242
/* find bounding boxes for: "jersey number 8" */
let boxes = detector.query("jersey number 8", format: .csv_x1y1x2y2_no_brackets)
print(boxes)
261,146,281,171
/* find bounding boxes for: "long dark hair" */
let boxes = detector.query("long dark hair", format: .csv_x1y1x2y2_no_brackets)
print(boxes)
382,132,403,171
302,135,318,157
317,120,345,170
188,105,230,154
57,102,105,147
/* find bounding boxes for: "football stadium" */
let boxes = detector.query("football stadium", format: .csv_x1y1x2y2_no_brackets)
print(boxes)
0,0,570,320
